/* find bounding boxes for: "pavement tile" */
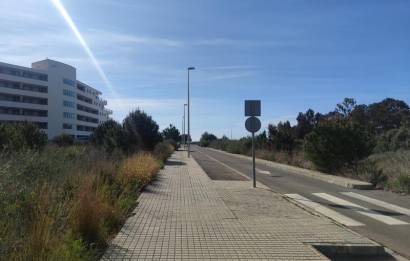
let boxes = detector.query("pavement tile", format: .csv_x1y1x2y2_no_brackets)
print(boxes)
102,150,377,260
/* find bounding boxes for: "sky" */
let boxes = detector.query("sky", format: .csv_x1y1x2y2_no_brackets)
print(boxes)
1,0,409,140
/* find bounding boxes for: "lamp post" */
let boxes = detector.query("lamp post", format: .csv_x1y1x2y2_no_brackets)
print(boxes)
183,103,187,147
187,67,195,157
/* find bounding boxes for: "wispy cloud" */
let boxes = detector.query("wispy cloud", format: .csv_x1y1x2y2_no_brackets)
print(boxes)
108,97,184,111
86,30,183,48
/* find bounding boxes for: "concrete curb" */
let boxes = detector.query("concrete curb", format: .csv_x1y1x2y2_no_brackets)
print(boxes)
206,147,373,190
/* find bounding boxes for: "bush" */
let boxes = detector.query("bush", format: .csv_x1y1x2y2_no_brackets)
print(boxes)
123,109,162,152
0,145,163,260
199,132,217,147
374,126,410,153
153,141,174,162
268,121,296,152
118,153,161,187
0,122,47,152
356,159,387,188
304,122,374,173
91,119,125,152
53,134,74,147
396,174,410,194
161,124,180,143
367,150,410,194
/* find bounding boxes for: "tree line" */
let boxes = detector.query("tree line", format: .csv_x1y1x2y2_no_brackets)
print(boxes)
201,97,410,174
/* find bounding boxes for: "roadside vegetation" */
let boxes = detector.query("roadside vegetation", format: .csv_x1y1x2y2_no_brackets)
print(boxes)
0,109,179,260
203,98,410,194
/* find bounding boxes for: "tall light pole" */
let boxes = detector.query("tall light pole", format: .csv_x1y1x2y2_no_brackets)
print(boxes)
187,67,195,157
183,103,187,146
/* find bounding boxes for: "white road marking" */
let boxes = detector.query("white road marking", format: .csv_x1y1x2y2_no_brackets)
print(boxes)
285,193,364,226
313,193,408,225
256,168,271,175
341,192,410,217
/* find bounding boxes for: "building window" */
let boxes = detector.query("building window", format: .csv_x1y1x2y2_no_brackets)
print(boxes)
0,106,47,117
63,89,75,97
77,104,98,115
63,123,73,129
0,93,47,105
63,78,75,87
63,112,75,119
77,93,93,104
0,79,48,93
0,65,48,81
0,120,47,129
63,100,75,108
76,135,90,140
77,125,96,132
77,83,86,92
77,114,98,124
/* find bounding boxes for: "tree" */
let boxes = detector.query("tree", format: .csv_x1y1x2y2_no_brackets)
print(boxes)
336,97,357,118
255,131,268,149
90,119,125,152
199,132,217,147
268,121,296,152
0,122,47,152
304,121,374,173
123,109,162,151
367,98,410,133
296,109,316,139
162,124,180,142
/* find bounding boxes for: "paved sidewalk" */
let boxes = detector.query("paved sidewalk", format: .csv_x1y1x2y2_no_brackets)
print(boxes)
102,150,379,260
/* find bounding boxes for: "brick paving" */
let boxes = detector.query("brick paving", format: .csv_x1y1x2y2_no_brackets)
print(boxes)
102,150,378,260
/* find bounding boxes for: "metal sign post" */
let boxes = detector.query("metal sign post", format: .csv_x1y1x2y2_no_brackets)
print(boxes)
244,101,261,188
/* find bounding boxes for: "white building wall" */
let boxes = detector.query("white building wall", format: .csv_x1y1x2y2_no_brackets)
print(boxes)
0,59,112,139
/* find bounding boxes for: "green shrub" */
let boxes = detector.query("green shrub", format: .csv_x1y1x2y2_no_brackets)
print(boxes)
304,122,374,173
356,159,387,188
0,145,164,260
0,122,47,152
53,134,75,147
91,119,125,153
396,175,410,194
199,132,217,147
123,109,162,152
161,124,180,143
374,126,410,153
153,141,174,162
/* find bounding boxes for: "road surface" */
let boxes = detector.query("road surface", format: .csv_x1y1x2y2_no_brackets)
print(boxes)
191,145,410,259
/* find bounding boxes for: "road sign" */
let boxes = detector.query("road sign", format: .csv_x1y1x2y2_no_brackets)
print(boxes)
245,100,261,117
245,116,261,133
244,100,262,189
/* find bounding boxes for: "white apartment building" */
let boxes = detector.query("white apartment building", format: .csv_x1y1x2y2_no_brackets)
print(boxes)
0,59,112,139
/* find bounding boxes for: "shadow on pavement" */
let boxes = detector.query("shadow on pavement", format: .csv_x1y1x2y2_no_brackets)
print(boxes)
165,160,186,166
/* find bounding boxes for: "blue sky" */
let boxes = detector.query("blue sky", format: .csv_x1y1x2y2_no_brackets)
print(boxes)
1,0,409,140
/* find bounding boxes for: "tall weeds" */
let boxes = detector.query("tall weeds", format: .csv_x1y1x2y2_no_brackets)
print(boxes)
0,145,167,260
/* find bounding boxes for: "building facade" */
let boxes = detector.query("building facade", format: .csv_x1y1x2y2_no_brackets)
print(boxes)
0,59,112,139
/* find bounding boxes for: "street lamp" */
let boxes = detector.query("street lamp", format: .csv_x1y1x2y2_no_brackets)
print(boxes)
183,103,187,147
187,67,195,157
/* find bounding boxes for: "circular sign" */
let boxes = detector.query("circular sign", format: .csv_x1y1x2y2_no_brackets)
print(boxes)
245,116,261,133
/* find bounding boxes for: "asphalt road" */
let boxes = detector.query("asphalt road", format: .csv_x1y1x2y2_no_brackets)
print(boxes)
191,145,410,259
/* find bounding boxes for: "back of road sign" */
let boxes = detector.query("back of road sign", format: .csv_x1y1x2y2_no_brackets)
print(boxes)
245,116,261,133
245,100,261,117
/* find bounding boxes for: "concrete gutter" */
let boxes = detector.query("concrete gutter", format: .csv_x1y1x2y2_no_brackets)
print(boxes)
206,148,373,190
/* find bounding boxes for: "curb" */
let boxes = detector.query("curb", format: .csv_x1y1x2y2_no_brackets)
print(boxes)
206,147,373,190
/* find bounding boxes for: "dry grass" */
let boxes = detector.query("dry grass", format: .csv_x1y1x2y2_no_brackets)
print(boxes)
118,153,161,186
368,150,410,193
0,146,170,260
255,149,314,170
